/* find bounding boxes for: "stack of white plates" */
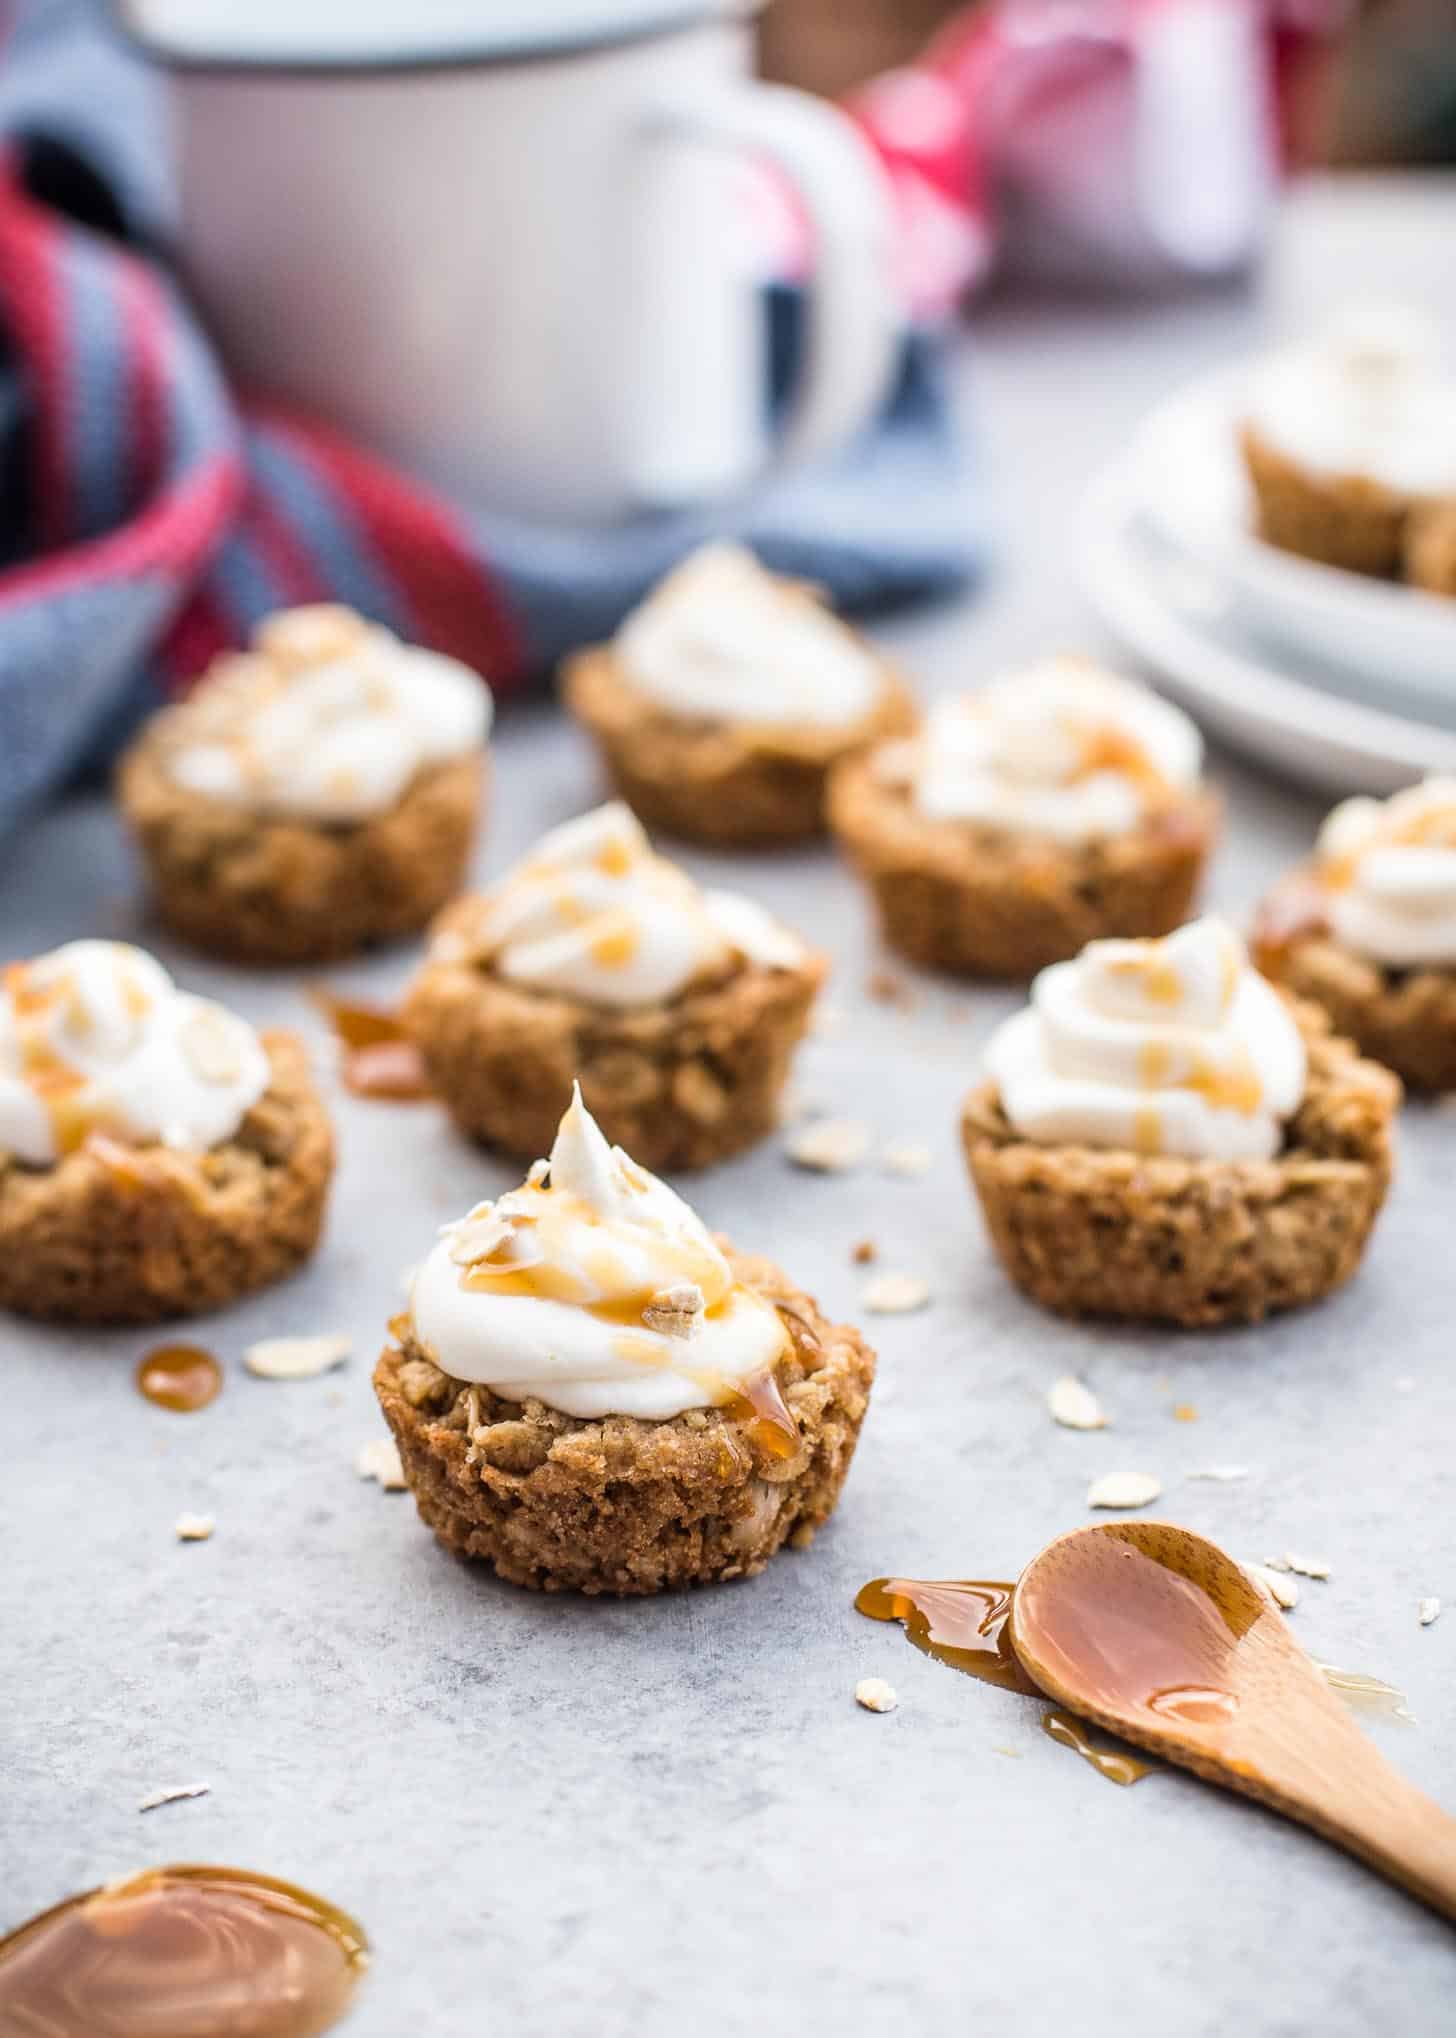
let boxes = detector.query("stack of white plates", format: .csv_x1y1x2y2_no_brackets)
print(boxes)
1078,362,1456,796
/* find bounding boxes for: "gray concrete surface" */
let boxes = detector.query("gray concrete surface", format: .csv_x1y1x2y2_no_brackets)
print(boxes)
4,177,1455,2035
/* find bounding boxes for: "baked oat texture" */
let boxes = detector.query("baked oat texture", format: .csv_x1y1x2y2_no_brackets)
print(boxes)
1240,422,1409,579
117,739,485,965
405,909,827,1171
829,754,1218,980
0,1031,334,1323
373,1247,876,1594
561,642,917,846
1255,921,1456,1093
961,999,1399,1328
1405,499,1456,598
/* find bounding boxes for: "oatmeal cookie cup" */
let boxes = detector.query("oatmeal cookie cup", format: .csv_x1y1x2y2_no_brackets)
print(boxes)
118,745,485,966
117,603,492,964
563,640,915,847
830,753,1218,980
375,1248,875,1595
962,1000,1398,1329
1255,877,1456,1093
406,904,826,1172
1240,422,1410,579
0,1031,334,1324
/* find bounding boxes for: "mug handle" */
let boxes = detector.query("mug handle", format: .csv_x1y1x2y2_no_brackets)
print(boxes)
631,80,901,495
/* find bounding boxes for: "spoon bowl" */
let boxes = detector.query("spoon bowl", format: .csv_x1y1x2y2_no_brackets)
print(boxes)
1011,1520,1456,1922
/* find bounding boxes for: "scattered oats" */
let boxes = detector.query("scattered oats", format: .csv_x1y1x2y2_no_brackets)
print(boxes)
174,1513,214,1542
1087,1471,1161,1511
1048,1376,1108,1431
244,1333,350,1380
1419,1598,1441,1627
1281,1553,1331,1581
854,1677,899,1714
881,1140,932,1179
786,1117,870,1172
992,1745,1023,1760
863,1272,931,1314
447,1205,513,1267
641,1281,705,1339
138,1782,210,1813
356,1437,407,1490
809,1001,847,1038
1248,1563,1299,1611
1187,1465,1251,1483
850,1239,878,1265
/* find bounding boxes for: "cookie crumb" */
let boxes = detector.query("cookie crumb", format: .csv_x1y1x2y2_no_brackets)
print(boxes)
245,1333,351,1380
174,1513,214,1542
1048,1376,1107,1431
1248,1563,1299,1611
855,1677,899,1714
789,1523,817,1551
138,1782,210,1813
1419,1597,1441,1627
1087,1471,1161,1511
786,1118,870,1172
863,1272,930,1314
850,1239,878,1265
881,1140,931,1178
356,1437,407,1490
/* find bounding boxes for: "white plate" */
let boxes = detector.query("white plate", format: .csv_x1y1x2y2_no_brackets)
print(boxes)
1078,459,1456,798
1128,363,1456,717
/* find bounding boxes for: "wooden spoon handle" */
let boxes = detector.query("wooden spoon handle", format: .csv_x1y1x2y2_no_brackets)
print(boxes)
1255,1737,1456,1923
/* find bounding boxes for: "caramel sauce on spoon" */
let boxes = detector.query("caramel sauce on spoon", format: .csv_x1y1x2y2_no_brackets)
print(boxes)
0,1864,369,2037
308,989,429,1100
136,1345,223,1413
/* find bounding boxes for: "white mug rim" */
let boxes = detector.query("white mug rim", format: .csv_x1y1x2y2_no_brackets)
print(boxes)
107,0,760,75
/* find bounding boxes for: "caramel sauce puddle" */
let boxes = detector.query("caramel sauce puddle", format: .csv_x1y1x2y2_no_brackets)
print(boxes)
136,1345,223,1413
0,1863,369,2037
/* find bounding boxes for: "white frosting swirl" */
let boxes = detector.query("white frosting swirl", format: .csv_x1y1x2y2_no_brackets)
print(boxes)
1317,777,1456,967
878,655,1202,844
1245,302,1456,497
410,1086,788,1420
165,605,492,821
0,941,270,1166
445,801,804,1007
614,542,882,728
984,918,1306,1162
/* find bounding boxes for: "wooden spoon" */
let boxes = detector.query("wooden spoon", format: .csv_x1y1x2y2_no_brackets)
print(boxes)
1009,1519,1456,1921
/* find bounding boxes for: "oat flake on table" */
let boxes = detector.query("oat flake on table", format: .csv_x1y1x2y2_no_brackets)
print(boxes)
245,1333,351,1380
855,1677,899,1714
1087,1471,1161,1511
785,1117,870,1172
138,1782,211,1813
1247,1563,1300,1611
174,1513,214,1542
881,1140,931,1178
1047,1376,1107,1431
1419,1597,1442,1627
862,1273,931,1314
356,1437,408,1490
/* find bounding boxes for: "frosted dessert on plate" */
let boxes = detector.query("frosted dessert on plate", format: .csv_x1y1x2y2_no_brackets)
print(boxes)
374,1086,876,1594
118,604,493,963
1254,777,1456,1091
829,654,1217,978
0,941,333,1321
562,543,915,845
961,918,1398,1326
404,801,824,1170
1239,304,1456,583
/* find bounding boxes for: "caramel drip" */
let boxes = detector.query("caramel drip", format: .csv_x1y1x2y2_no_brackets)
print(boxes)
1132,1105,1162,1156
588,916,639,969
136,1344,223,1413
1042,1709,1153,1785
856,1576,1152,1788
718,1367,801,1462
1323,802,1456,892
308,989,429,1101
1074,725,1169,800
0,1864,369,2038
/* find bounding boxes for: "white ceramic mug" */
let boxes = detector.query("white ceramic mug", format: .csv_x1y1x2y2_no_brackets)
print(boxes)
116,0,902,524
